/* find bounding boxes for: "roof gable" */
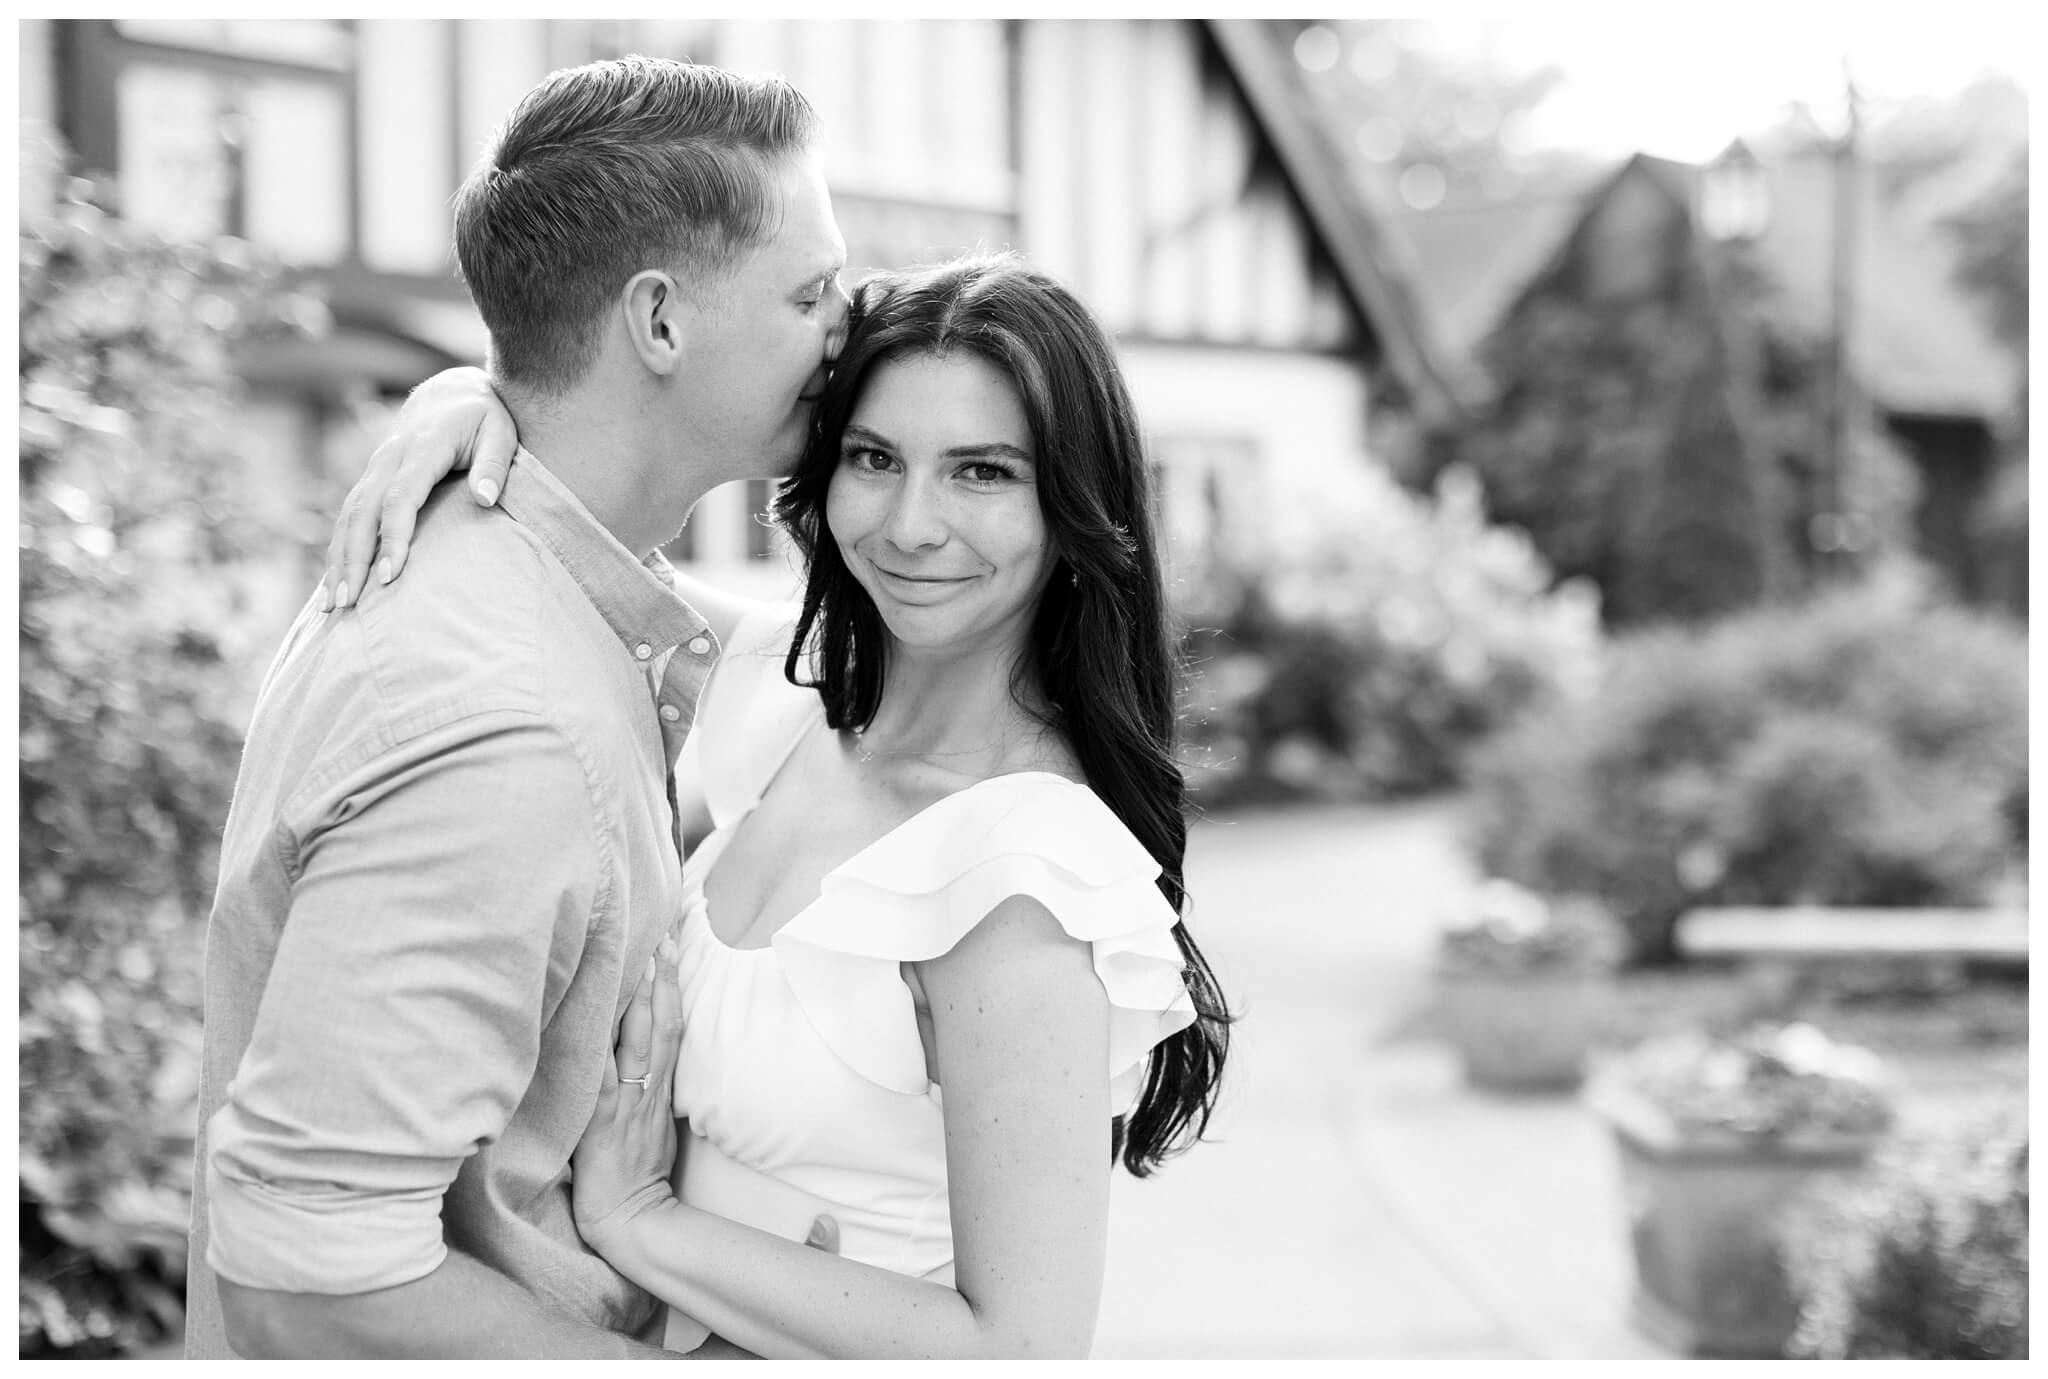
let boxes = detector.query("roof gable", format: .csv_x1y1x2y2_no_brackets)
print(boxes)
1204,18,1459,422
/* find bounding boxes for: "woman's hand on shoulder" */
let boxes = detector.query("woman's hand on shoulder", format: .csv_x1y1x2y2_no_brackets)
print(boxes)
320,366,518,611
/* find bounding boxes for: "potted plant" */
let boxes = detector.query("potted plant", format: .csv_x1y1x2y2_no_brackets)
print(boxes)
1434,880,1623,1091
1589,1022,1897,1358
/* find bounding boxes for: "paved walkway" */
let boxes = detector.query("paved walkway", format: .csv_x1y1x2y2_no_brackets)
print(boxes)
1091,799,1673,1360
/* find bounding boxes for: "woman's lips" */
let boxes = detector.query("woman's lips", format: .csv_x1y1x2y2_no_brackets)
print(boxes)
874,566,973,595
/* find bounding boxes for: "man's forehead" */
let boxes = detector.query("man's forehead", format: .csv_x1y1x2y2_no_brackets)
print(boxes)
763,162,843,279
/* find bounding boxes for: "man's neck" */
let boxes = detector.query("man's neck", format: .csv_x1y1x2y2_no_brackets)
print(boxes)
502,385,707,561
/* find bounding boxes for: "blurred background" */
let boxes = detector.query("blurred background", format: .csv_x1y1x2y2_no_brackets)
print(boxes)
16,16,2029,1360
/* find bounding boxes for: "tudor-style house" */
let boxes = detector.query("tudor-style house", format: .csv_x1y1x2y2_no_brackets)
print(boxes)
24,18,1452,620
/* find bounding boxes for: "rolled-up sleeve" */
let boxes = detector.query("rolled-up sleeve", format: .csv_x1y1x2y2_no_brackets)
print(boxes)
206,711,605,1295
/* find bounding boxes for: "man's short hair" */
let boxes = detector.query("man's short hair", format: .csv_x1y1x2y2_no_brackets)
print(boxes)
453,55,819,393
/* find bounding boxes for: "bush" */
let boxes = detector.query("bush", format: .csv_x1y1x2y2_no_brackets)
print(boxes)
1180,464,1602,805
1785,1108,2027,1359
18,132,320,1356
1467,570,2027,961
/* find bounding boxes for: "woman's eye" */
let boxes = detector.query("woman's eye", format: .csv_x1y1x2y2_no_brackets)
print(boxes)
844,447,892,472
963,462,1015,484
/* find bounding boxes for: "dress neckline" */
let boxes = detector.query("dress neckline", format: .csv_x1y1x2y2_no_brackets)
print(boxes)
699,699,1082,954
699,768,1081,954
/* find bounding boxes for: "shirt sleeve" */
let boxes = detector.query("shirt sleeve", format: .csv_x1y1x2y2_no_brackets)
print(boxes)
205,711,604,1295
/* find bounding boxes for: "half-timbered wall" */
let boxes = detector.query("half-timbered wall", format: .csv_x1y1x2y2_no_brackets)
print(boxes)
36,18,1388,603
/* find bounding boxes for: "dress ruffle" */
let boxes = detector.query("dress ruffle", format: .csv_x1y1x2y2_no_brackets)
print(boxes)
770,775,1198,1104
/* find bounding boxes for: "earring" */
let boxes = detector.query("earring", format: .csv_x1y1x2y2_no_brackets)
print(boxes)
1069,568,1080,589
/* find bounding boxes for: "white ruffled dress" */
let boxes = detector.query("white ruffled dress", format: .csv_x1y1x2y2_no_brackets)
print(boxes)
661,607,1196,1350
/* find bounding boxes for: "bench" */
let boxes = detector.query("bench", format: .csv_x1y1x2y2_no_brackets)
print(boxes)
1676,906,2030,1011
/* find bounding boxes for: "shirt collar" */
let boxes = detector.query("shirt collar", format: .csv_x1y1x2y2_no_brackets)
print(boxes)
495,448,706,662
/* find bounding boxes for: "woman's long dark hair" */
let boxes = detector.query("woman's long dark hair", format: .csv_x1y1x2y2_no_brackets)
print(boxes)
772,253,1230,1176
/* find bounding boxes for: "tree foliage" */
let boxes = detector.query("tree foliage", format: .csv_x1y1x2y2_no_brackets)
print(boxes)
1282,17,1585,210
1457,192,1919,628
17,132,321,1356
1943,149,2028,361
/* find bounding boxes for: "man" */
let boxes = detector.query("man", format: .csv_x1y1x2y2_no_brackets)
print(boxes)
185,56,849,1358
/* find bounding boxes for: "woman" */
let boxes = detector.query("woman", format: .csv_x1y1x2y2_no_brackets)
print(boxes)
324,254,1230,1358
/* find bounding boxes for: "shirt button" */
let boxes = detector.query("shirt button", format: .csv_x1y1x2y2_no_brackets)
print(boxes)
688,636,712,655
659,703,681,723
633,642,653,661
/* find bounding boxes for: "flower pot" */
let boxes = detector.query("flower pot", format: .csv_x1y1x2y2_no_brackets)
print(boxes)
1593,1086,1883,1358
1436,967,1610,1092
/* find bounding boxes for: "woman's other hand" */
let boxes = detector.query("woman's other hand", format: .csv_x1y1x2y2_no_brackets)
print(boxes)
572,930,685,1256
319,366,518,610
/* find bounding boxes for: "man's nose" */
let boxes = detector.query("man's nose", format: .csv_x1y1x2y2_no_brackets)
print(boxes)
823,281,852,363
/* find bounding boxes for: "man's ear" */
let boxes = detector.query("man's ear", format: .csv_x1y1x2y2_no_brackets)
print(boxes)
621,270,686,377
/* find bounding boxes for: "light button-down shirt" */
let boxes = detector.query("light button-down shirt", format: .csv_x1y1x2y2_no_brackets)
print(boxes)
186,451,713,1356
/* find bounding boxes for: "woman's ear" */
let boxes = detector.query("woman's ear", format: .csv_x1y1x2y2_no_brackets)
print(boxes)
621,270,685,377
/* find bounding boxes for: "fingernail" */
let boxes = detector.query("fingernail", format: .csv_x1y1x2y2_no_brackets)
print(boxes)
378,558,393,585
318,582,333,612
806,1216,839,1250
336,580,350,609
659,935,677,963
475,479,498,506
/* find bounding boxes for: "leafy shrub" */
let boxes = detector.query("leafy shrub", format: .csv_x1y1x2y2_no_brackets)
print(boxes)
1467,569,2027,960
1456,210,1922,629
18,132,321,1356
1785,1107,2027,1359
1180,464,1602,804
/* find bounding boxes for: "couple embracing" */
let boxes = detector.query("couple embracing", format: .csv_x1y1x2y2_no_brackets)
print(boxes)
186,55,1230,1359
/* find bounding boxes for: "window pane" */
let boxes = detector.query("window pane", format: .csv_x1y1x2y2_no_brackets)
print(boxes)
243,79,349,265
358,20,455,274
117,19,353,69
458,20,552,177
117,63,232,242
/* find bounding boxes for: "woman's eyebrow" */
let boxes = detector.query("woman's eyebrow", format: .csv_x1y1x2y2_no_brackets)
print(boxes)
841,424,1033,465
944,442,1033,464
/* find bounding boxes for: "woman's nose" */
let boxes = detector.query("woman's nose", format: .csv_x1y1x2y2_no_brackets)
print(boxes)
881,477,948,551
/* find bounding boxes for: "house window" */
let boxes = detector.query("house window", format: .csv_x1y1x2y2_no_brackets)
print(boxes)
1150,436,1264,575
116,63,234,242
114,18,353,68
109,31,351,265
357,20,456,274
242,79,350,264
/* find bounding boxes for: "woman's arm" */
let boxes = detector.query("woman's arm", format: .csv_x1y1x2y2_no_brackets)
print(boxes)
580,895,1112,1360
318,368,766,649
322,367,512,610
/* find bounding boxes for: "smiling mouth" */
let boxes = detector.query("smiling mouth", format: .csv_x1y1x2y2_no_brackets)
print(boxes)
880,571,966,583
